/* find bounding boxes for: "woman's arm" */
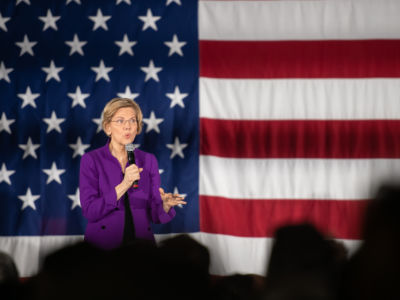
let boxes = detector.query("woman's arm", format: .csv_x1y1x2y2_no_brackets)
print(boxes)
115,164,142,200
79,154,120,222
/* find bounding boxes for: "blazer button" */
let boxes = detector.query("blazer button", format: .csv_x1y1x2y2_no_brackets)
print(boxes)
115,207,119,211
101,225,106,230
147,227,151,231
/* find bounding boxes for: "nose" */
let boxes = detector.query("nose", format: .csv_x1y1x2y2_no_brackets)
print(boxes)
123,120,131,128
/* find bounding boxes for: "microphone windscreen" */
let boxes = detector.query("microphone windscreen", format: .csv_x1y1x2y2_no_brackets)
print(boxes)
125,143,135,152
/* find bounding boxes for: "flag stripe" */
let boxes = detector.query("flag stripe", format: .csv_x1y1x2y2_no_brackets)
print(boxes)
199,0,400,40
200,119,400,158
199,78,400,120
0,236,83,277
199,156,400,200
200,40,400,78
200,195,367,239
0,233,362,277
156,233,362,276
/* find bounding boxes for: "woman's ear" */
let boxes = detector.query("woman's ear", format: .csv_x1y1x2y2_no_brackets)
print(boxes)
104,123,111,136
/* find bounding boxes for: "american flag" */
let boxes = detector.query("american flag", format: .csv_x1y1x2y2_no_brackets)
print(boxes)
1,0,400,277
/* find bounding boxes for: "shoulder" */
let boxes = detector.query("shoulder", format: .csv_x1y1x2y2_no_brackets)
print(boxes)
81,144,109,166
135,148,155,160
135,149,158,169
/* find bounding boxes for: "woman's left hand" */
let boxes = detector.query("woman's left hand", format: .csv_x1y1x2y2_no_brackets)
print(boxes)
159,187,187,213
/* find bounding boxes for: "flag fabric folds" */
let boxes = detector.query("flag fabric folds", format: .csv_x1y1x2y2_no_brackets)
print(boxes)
1,0,400,277
197,0,400,275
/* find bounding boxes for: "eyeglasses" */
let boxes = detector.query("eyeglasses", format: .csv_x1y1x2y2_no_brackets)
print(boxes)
111,118,137,126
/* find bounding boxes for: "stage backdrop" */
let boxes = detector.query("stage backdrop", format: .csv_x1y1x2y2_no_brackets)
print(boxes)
1,0,400,277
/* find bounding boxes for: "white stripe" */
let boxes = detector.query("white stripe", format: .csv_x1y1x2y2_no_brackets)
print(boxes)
200,156,400,200
0,234,360,278
0,235,83,277
199,0,400,40
200,78,400,120
156,233,361,276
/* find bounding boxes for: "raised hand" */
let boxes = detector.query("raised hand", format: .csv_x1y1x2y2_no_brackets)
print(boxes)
159,187,187,213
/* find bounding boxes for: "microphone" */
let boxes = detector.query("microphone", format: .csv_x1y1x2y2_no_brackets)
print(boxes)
125,143,139,189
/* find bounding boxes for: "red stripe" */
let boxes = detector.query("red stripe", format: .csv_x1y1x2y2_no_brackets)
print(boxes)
200,119,400,158
200,195,368,239
199,40,400,78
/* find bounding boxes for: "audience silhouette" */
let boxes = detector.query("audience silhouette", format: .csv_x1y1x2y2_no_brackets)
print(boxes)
341,184,400,300
0,250,20,299
1,184,399,300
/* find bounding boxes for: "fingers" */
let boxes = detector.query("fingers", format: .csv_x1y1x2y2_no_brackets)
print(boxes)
124,164,141,184
172,194,184,200
169,199,187,206
165,194,187,206
159,188,187,206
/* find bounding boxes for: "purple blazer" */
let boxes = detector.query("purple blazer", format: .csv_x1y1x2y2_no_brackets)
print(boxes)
79,142,175,250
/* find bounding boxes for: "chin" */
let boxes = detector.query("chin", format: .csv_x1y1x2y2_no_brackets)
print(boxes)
125,137,135,144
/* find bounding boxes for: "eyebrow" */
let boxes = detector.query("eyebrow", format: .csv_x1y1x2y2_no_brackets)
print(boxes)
114,116,137,119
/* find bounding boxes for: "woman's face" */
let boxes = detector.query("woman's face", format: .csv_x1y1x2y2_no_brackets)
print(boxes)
106,107,137,146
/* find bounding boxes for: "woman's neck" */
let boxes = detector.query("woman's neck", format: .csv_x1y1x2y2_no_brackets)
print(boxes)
109,140,126,161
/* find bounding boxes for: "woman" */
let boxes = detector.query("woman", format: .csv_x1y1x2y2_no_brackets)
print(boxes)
79,98,186,249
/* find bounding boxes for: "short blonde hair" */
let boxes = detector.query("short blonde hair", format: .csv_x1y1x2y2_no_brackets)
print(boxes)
102,98,143,135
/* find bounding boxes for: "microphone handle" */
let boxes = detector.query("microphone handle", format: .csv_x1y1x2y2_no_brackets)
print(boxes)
127,150,139,189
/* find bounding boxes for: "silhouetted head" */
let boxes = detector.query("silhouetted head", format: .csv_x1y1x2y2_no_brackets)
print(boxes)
267,223,336,279
0,251,19,285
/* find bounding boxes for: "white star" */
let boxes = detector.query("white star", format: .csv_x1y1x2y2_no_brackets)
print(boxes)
67,86,90,108
18,188,39,211
17,86,40,108
166,86,188,108
42,60,63,82
68,188,81,209
166,0,181,5
65,34,87,56
0,61,13,83
138,9,161,31
117,86,139,100
159,169,164,174
43,111,65,133
166,137,188,159
39,9,60,31
0,163,15,185
66,0,81,4
164,34,186,57
116,0,131,4
143,111,163,133
92,116,103,133
69,137,90,158
140,60,162,82
173,186,186,208
15,34,37,56
42,162,66,184
19,137,40,159
89,9,111,31
16,0,30,5
0,12,11,32
91,60,113,82
0,112,15,134
115,34,137,56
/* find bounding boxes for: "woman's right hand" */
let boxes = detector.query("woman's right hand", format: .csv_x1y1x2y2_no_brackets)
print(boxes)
123,164,143,187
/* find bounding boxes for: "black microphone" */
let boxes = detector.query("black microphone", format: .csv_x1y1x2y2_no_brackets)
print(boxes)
125,143,139,189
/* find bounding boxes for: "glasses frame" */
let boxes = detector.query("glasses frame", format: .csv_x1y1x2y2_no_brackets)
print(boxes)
110,118,138,126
